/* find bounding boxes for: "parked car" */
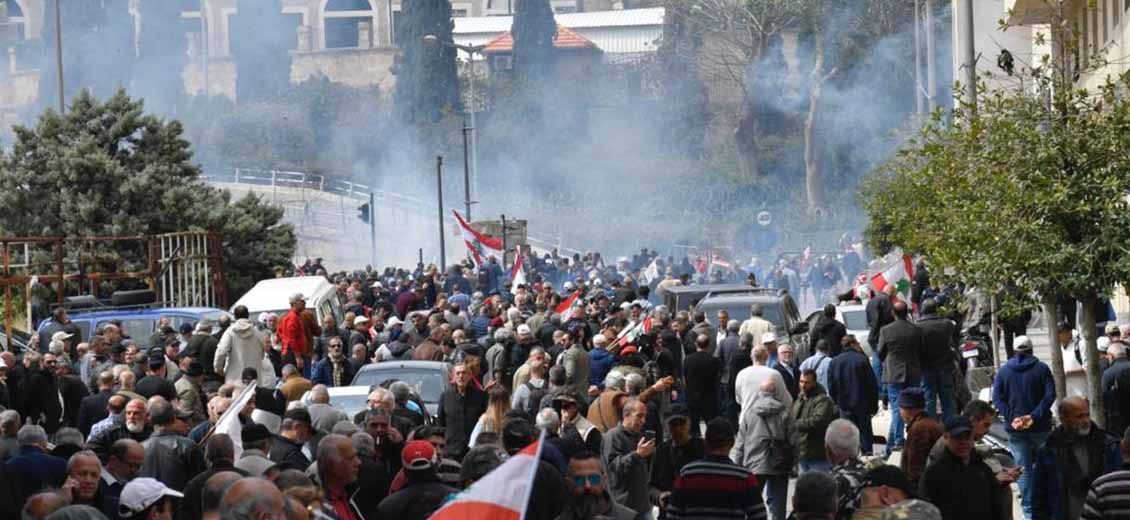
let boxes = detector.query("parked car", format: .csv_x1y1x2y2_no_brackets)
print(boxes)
804,303,871,355
231,276,343,326
695,290,809,358
662,283,764,313
352,361,451,417
37,290,230,349
0,325,31,354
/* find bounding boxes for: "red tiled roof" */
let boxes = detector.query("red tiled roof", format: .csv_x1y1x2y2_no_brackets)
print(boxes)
482,24,598,53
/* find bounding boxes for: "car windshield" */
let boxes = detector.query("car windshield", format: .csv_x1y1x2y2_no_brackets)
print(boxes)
352,367,447,403
698,301,783,329
329,394,369,419
842,309,868,330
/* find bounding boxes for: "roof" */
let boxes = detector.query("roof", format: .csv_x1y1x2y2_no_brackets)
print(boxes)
453,8,664,55
232,276,335,313
482,24,598,53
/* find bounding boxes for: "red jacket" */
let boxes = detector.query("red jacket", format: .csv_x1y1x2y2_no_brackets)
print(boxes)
278,309,309,358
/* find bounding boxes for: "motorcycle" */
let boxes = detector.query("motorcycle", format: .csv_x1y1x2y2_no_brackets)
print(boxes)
959,327,996,398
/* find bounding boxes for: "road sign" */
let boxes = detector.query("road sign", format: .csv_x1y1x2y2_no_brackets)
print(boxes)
756,211,772,227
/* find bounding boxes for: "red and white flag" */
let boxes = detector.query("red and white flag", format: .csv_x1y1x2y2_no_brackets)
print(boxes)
617,316,653,347
453,210,503,265
510,246,527,294
429,432,545,520
555,291,581,322
870,253,915,305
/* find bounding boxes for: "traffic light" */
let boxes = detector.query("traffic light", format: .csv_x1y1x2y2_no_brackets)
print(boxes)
358,202,370,224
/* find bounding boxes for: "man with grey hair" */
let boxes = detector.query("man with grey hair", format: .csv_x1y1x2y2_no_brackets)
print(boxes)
317,433,365,519
733,345,792,427
8,424,67,505
0,409,20,460
826,419,866,520
200,471,242,520
219,477,287,520
21,489,70,519
1103,340,1130,434
485,327,513,387
140,396,205,491
536,407,561,434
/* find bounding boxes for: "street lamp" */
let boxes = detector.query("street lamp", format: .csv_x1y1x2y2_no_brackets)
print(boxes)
424,34,486,222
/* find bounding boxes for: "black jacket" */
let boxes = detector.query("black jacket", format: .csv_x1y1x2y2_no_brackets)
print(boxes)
140,430,206,492
865,293,893,348
58,374,89,429
878,319,924,385
921,447,1006,520
88,422,152,462
374,471,458,520
269,434,312,471
826,350,878,415
77,388,113,437
917,314,957,371
810,316,847,357
436,384,487,460
21,367,62,433
1104,358,1130,435
774,363,800,400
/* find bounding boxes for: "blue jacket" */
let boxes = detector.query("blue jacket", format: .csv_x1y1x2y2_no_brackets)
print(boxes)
589,348,615,387
992,353,1056,433
1031,424,1120,520
5,445,66,505
310,358,355,387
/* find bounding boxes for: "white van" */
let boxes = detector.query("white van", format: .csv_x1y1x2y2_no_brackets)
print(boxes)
231,276,344,326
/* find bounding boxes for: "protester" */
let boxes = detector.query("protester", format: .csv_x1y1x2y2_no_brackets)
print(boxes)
650,403,704,512
793,368,836,473
734,346,792,427
559,449,638,520
437,363,487,461
1082,424,1130,520
920,416,1007,520
824,419,866,520
877,302,923,455
602,398,655,517
826,335,878,455
896,387,942,488
791,471,838,520
1031,396,1120,520
316,434,366,520
213,305,266,384
270,408,314,471
139,397,205,492
852,464,918,520
916,298,957,421
811,304,847,358
732,378,792,520
374,439,456,520
8,424,67,505
683,333,721,436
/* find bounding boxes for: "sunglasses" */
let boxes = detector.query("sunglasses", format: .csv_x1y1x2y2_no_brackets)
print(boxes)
571,474,601,487
329,344,343,349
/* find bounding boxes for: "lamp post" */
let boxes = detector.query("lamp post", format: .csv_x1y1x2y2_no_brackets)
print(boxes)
424,34,486,222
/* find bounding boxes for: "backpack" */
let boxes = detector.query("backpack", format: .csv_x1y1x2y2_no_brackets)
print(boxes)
524,381,549,416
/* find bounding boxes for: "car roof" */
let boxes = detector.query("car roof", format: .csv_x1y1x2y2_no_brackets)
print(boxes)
355,360,448,374
325,386,372,397
665,284,766,295
697,292,787,304
67,307,224,319
232,277,334,313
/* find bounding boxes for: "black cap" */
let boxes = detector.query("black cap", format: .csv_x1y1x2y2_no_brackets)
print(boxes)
179,323,194,334
241,423,272,444
897,387,926,410
862,465,916,497
148,355,165,369
160,325,176,335
284,408,312,425
241,367,258,383
666,403,690,424
944,415,973,437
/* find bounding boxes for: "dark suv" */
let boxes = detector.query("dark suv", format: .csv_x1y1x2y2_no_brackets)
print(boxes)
694,290,811,358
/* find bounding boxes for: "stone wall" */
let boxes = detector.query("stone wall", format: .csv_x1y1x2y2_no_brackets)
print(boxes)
291,47,397,92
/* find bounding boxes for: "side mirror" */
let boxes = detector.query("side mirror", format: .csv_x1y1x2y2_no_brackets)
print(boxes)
790,322,809,335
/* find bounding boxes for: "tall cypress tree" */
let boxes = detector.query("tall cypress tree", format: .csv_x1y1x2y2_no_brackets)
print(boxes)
230,0,293,103
511,0,556,83
392,0,462,128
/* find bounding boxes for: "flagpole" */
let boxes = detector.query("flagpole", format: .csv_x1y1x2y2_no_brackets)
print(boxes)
517,430,546,520
436,156,446,272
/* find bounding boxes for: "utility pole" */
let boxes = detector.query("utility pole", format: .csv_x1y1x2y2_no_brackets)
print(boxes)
53,0,64,112
436,156,446,272
461,125,473,220
201,0,209,95
925,0,937,111
368,191,376,266
914,0,924,114
959,0,977,113
501,213,508,272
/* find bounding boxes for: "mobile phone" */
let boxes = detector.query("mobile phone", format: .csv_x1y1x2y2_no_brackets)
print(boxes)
643,430,656,441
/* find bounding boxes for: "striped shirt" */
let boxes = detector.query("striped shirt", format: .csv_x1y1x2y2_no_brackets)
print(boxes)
1082,468,1130,520
667,454,768,520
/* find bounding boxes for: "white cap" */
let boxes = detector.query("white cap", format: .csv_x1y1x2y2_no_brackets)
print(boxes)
386,316,403,327
371,281,384,289
354,316,370,325
593,334,608,346
761,332,778,345
517,324,532,335
1098,337,1111,352
563,282,575,290
1014,335,1033,352
51,331,74,342
118,478,183,517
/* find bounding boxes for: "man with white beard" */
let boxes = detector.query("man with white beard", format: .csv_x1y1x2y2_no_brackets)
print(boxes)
87,398,152,461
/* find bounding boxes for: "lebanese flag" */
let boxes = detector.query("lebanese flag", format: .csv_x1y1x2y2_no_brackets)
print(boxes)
871,253,915,305
555,290,581,322
453,210,503,265
429,433,544,520
510,246,527,294
617,316,653,347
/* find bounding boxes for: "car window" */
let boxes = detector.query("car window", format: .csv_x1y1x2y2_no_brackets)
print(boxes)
73,321,92,341
329,394,369,420
352,367,447,403
842,310,868,330
167,315,200,333
698,301,783,329
110,318,156,340
319,300,334,326
329,297,344,324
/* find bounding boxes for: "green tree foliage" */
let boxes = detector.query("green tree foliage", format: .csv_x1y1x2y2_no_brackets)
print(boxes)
392,0,462,132
0,90,296,300
231,0,294,103
862,29,1130,422
512,0,557,83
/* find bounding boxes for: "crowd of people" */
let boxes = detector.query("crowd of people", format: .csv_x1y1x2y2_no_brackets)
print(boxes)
1,247,1129,520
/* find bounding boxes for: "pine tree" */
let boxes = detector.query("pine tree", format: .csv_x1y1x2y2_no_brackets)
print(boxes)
230,0,293,103
511,0,556,83
392,0,462,128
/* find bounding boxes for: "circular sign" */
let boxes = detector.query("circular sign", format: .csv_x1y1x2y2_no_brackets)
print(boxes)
756,211,772,227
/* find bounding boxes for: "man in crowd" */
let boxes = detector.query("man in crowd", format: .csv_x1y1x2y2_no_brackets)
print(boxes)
683,334,721,437
136,351,177,402
374,439,457,520
810,304,847,358
734,346,791,427
877,301,922,455
667,417,767,520
318,433,366,520
790,472,838,520
826,335,878,455
916,298,957,421
559,450,638,520
602,398,655,517
235,424,278,477
561,329,591,403
825,419,866,520
1082,425,1130,520
992,335,1056,519
102,438,145,511
739,304,775,346
270,408,314,471
6,424,66,506
1103,341,1130,435
650,404,703,512
793,369,836,473
437,363,487,461
733,378,792,520
897,387,942,488
214,305,266,384
88,398,151,459
278,363,312,404
1032,396,1120,520
921,416,1007,520
278,293,311,372
140,397,205,491
852,464,921,520
77,371,115,438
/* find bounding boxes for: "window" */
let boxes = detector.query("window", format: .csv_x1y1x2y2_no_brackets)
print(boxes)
3,0,24,39
324,0,374,49
452,9,468,17
554,6,577,13
493,55,513,71
391,9,401,45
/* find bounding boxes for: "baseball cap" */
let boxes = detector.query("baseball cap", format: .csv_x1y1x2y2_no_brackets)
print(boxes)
386,316,403,327
402,440,437,470
897,387,926,410
620,346,638,356
666,403,690,424
178,323,194,334
110,343,127,355
118,478,183,517
944,415,973,437
761,332,777,344
1013,335,1032,352
516,324,532,335
51,331,74,342
354,316,370,325
861,465,916,497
